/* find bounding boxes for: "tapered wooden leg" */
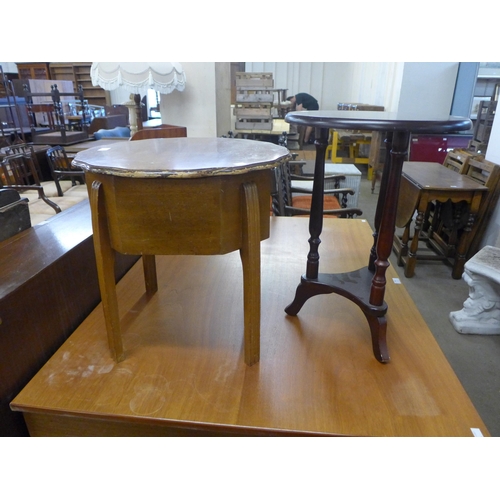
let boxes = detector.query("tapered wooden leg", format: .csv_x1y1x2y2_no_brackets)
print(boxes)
240,182,261,366
90,180,124,362
142,255,158,295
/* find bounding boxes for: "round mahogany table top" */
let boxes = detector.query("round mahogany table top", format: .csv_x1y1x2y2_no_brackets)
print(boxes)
72,137,291,178
285,110,472,134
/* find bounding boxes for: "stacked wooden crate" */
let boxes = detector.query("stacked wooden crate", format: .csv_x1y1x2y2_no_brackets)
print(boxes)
235,72,274,131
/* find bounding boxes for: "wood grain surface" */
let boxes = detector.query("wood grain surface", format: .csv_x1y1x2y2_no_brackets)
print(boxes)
11,217,489,436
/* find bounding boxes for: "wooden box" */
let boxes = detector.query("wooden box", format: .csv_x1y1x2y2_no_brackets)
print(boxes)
235,72,274,88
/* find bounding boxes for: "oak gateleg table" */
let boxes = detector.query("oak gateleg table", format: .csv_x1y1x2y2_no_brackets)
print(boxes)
284,110,471,363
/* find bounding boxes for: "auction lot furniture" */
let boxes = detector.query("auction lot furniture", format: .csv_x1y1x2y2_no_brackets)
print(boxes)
10,217,489,437
393,162,488,279
284,110,471,363
73,138,290,366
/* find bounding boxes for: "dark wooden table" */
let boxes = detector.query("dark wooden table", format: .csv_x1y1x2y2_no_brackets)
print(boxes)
284,110,471,363
395,161,488,279
73,137,290,366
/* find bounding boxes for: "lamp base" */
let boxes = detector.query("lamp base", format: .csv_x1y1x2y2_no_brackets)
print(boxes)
123,94,143,136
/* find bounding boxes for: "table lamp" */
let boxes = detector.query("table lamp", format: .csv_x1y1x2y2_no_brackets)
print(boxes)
90,62,186,135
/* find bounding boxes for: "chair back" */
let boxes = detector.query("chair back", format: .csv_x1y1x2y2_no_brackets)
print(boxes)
46,146,76,175
0,152,61,213
442,150,472,174
0,153,40,187
272,161,362,218
463,157,500,259
464,157,499,187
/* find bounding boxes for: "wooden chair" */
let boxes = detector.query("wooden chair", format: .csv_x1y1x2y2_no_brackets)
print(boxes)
23,84,89,145
0,188,31,242
272,160,363,218
130,124,187,141
430,157,500,261
469,100,496,154
0,153,61,213
46,146,85,197
442,149,474,174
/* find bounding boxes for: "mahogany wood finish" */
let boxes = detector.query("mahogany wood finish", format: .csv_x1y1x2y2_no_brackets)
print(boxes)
0,202,138,436
10,218,489,437
284,111,471,363
87,114,128,136
73,138,290,366
130,124,187,141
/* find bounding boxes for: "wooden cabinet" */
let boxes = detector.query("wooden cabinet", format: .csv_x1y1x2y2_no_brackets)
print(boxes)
16,63,51,80
49,62,109,108
47,62,74,84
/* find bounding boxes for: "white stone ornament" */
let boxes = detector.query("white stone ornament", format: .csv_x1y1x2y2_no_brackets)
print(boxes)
450,245,500,335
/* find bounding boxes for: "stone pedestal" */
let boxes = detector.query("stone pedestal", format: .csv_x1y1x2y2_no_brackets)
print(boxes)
450,245,500,335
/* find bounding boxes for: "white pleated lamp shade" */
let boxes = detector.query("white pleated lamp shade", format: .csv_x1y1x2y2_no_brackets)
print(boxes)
90,62,186,94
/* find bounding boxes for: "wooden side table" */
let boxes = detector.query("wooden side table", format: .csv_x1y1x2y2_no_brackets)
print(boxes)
394,161,488,279
73,138,290,366
284,111,471,363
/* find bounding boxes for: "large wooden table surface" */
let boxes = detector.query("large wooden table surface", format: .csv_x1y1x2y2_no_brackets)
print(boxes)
10,217,489,436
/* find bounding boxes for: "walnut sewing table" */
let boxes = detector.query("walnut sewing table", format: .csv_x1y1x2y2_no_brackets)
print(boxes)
73,137,290,366
284,111,471,363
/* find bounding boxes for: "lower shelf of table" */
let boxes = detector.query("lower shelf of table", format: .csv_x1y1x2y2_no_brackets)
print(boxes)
10,217,489,436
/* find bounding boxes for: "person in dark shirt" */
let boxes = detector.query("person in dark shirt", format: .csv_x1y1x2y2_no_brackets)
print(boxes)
287,93,319,143
288,93,319,111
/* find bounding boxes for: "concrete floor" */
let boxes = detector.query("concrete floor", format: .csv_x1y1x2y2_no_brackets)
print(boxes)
297,151,500,436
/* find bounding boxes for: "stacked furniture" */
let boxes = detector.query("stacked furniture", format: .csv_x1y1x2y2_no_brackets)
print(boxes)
0,66,28,145
393,152,500,278
23,83,89,145
469,100,496,154
16,63,108,108
234,72,274,132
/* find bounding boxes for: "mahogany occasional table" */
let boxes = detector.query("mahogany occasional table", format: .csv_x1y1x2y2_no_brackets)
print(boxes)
73,137,290,366
284,110,471,363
